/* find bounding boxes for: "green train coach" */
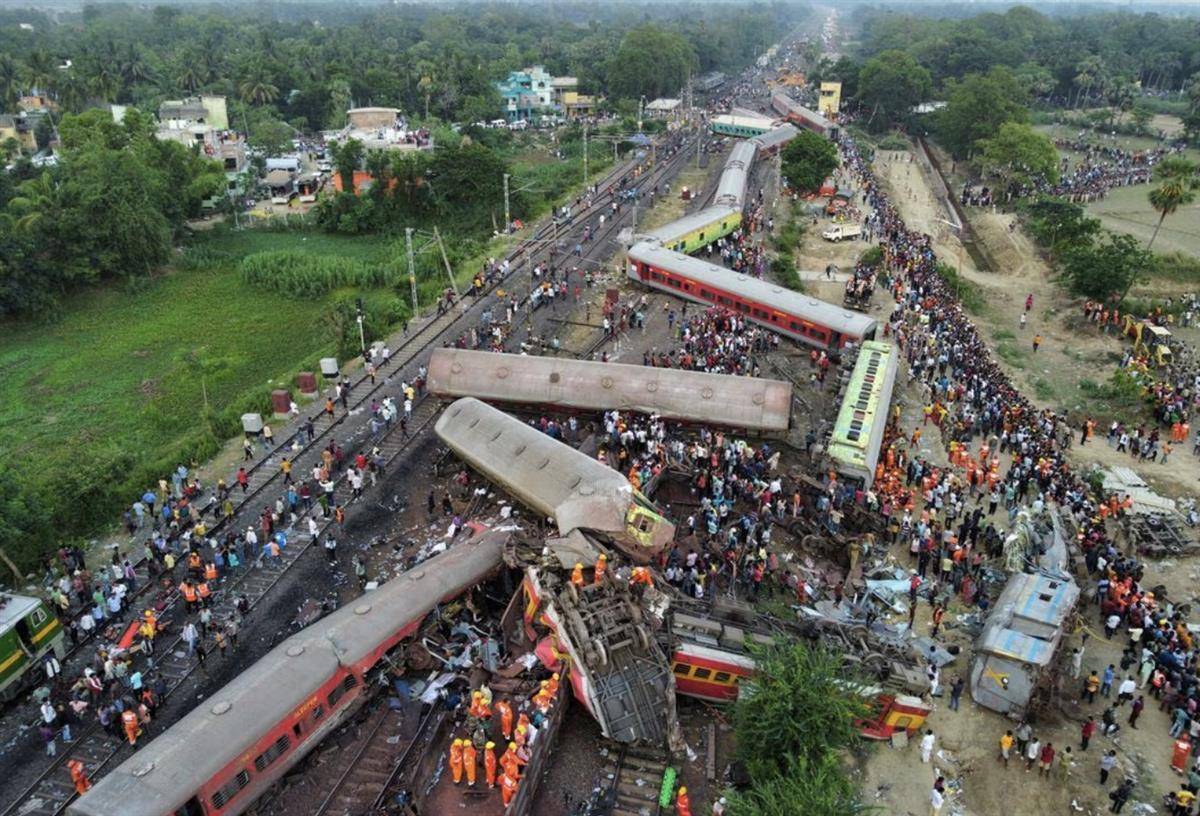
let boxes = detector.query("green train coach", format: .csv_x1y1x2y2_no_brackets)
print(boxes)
0,594,66,700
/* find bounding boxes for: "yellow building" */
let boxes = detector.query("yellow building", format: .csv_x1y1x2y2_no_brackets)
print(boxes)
819,82,842,117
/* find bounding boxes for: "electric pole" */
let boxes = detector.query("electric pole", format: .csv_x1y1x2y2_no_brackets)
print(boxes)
405,227,418,316
434,225,461,301
503,173,510,234
583,122,588,188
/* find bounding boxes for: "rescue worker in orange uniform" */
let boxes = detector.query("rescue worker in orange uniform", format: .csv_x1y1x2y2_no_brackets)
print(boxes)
204,561,218,582
484,741,498,788
469,691,491,720
67,760,90,795
121,708,140,747
676,786,693,816
500,741,524,779
495,699,514,740
570,563,585,587
463,740,478,786
449,738,465,784
546,672,561,698
532,682,552,714
593,553,608,585
630,566,653,587
499,770,518,807
180,580,197,612
196,580,212,606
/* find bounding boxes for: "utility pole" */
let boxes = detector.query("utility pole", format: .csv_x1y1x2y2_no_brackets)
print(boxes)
638,96,644,134
405,227,418,316
503,173,510,234
583,122,588,188
434,226,461,301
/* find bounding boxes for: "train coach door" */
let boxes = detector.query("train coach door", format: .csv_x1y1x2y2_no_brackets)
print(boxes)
174,797,204,816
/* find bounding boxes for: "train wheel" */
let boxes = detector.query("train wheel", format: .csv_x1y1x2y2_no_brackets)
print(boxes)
634,625,652,653
565,582,579,606
591,639,608,668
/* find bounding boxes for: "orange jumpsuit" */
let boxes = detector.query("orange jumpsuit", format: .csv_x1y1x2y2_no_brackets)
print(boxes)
449,740,464,784
484,744,498,788
593,556,607,584
463,742,477,786
676,789,692,816
500,745,524,779
500,771,518,806
121,709,140,746
495,700,513,740
570,564,585,586
68,760,90,795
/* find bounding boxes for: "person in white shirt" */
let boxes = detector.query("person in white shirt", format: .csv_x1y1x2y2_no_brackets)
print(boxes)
920,729,936,763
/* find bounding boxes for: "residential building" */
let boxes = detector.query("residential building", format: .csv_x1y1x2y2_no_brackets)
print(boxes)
497,65,572,123
645,98,681,118
0,113,38,153
561,92,596,120
158,95,229,130
818,82,842,117
326,108,432,151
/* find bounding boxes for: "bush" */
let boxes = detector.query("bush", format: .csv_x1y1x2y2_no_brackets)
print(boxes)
239,251,400,298
1152,251,1200,284
876,132,910,151
935,261,984,314
858,245,884,268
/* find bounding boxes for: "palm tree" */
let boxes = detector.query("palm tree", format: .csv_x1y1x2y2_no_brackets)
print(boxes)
120,46,154,88
1146,158,1198,251
238,64,279,106
9,172,57,232
51,69,88,114
23,50,56,94
0,55,24,111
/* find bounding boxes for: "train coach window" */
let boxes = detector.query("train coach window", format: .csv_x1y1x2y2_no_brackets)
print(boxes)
254,734,291,772
210,770,250,810
311,704,324,722
700,289,713,299
693,668,712,681
673,662,692,676
713,672,732,684
717,296,731,306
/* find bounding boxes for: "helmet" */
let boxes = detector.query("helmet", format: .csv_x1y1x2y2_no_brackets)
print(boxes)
453,739,463,747
574,562,583,569
486,741,495,749
598,553,607,560
508,741,517,751
679,787,687,795
552,672,560,680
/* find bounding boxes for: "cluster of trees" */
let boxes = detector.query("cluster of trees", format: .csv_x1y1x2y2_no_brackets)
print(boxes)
780,130,838,193
810,6,1200,142
314,137,510,235
0,108,224,316
0,2,797,140
725,643,869,815
1022,157,1197,302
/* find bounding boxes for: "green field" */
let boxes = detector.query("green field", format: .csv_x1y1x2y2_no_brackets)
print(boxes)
1034,124,1200,258
0,228,395,566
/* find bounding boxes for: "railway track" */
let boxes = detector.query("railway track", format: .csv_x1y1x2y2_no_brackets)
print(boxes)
307,697,443,816
0,128,705,816
600,743,670,816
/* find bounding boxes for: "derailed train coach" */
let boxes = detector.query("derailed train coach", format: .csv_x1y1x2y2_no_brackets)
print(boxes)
67,532,509,816
434,397,676,563
427,348,794,435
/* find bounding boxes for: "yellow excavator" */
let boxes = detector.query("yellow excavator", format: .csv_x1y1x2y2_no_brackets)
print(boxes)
1123,315,1173,368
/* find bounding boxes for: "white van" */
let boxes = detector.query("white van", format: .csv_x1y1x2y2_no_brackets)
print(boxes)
821,224,862,242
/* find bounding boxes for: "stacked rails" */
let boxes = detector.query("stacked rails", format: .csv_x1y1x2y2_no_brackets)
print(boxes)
426,348,794,434
826,340,898,487
67,534,508,816
626,242,877,351
770,92,834,136
434,397,675,563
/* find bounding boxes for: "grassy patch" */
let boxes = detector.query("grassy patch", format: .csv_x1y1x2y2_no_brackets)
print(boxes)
1033,377,1056,401
993,329,1016,341
935,262,985,314
995,340,1028,368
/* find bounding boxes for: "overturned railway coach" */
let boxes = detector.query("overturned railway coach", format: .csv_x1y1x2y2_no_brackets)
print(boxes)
434,397,676,563
626,241,877,351
427,348,793,434
67,532,508,816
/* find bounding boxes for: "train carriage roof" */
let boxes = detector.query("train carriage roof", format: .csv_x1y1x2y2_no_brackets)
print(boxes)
643,204,740,247
714,141,757,207
69,537,506,816
752,124,800,152
627,241,877,340
427,348,792,433
771,92,832,130
435,397,637,539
